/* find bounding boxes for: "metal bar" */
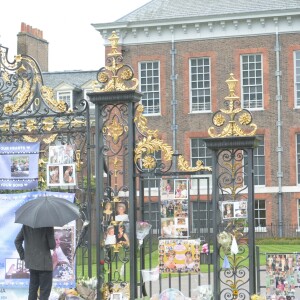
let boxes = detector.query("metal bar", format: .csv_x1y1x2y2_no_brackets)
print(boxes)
95,103,105,300
248,147,256,295
128,101,138,299
211,148,220,300
255,245,261,294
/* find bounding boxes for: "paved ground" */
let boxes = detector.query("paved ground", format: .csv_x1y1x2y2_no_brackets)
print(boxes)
141,268,300,299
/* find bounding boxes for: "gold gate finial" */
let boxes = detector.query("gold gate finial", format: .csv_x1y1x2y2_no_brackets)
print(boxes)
208,73,257,137
93,31,138,92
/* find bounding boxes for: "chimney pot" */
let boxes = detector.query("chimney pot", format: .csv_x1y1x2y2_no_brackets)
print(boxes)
21,22,26,32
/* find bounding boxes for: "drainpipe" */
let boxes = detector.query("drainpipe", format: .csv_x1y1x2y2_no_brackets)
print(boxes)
275,24,283,237
170,32,178,170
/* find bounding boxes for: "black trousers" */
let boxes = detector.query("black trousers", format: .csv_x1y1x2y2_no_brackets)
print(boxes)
28,269,53,300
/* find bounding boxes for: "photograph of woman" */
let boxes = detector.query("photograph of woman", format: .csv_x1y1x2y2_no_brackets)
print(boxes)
161,219,177,238
223,203,234,219
48,165,60,185
105,225,116,245
116,224,129,246
184,251,195,270
164,250,177,270
115,202,129,222
103,202,114,224
174,179,189,199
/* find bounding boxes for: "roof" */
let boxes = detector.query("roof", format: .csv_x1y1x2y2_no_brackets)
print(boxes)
42,70,98,89
116,0,300,23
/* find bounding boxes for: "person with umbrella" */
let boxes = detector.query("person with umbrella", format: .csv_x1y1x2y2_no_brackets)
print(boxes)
14,195,81,299
14,225,56,300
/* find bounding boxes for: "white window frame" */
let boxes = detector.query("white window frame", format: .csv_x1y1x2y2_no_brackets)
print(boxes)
190,138,212,193
191,201,213,234
244,199,267,232
240,54,263,110
138,61,161,116
294,51,300,108
244,135,265,186
57,90,73,110
254,199,266,231
189,57,211,113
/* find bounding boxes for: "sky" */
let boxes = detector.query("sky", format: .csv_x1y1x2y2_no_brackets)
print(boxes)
0,0,150,72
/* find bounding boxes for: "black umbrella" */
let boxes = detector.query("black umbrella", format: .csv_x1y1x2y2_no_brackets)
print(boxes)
15,195,81,228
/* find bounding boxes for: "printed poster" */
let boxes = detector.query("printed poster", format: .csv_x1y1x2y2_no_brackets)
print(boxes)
158,239,200,274
0,142,40,190
0,191,76,290
266,253,298,299
221,200,247,220
47,145,76,187
161,179,189,238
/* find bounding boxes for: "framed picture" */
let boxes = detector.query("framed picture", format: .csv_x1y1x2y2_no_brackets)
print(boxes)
10,155,30,177
49,144,74,164
52,226,75,283
174,179,188,199
158,239,200,274
104,225,117,245
62,164,76,186
47,163,76,187
115,201,129,222
221,200,247,220
103,201,115,224
161,179,174,200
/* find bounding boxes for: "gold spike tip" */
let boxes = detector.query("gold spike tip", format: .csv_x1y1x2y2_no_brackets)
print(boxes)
208,73,257,138
226,73,238,96
107,31,122,57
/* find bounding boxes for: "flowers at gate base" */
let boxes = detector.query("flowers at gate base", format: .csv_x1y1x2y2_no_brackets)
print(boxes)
54,288,81,300
201,243,209,254
75,276,98,300
193,285,213,300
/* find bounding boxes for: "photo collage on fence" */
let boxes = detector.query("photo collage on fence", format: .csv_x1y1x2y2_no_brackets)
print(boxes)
52,227,75,284
265,253,299,299
47,144,76,187
103,199,130,247
221,200,247,220
160,179,189,238
158,239,200,274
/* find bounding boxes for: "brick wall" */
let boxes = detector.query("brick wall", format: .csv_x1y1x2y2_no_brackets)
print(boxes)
17,22,49,72
111,32,300,224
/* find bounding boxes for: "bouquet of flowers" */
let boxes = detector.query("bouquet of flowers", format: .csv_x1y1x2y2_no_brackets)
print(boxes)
136,221,152,246
76,277,97,300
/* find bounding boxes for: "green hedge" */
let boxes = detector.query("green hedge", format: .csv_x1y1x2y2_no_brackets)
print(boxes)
255,238,300,245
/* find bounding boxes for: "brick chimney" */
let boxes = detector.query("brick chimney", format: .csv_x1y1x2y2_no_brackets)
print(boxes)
17,22,49,72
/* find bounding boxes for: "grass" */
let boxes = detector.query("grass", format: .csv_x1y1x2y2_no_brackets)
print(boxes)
75,240,300,278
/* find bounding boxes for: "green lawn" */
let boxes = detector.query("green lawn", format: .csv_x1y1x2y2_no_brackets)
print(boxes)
76,240,300,278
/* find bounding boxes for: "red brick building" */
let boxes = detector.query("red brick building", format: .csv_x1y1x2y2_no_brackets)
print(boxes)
92,0,300,233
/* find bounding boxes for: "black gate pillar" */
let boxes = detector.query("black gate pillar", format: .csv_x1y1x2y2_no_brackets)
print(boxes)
204,74,259,300
89,31,142,300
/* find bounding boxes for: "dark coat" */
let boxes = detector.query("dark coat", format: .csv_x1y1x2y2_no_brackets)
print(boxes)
14,225,56,271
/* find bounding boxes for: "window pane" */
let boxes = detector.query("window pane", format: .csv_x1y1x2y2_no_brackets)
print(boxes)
189,58,211,112
139,61,161,115
295,51,300,107
190,138,212,168
244,135,265,186
254,200,266,227
241,54,263,109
